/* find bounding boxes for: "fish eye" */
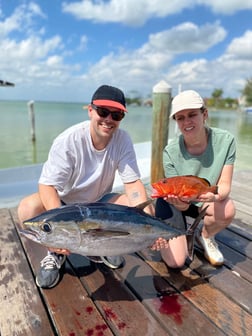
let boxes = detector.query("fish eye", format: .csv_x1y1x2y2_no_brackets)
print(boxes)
41,222,52,233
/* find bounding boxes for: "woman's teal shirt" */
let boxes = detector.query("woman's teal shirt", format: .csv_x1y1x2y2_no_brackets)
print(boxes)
163,127,236,185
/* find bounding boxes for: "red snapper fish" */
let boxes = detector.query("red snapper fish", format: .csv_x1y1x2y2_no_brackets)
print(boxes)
151,175,218,200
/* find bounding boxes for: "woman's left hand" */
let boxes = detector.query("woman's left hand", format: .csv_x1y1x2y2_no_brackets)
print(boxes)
196,192,216,203
151,237,169,250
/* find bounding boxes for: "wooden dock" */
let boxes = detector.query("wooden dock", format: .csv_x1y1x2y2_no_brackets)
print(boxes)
0,170,252,335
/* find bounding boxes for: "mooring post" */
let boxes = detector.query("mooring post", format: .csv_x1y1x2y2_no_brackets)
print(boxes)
27,100,36,142
151,80,172,183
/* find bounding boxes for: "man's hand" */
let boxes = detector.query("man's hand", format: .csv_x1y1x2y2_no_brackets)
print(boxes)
48,247,70,255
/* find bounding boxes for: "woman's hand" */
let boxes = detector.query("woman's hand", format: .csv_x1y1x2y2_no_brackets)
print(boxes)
163,195,190,211
195,192,217,203
151,237,169,250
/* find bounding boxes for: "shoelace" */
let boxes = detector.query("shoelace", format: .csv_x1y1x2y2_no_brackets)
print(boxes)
206,237,218,251
40,254,62,270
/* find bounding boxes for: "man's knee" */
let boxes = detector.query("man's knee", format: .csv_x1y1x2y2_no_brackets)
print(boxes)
17,193,44,223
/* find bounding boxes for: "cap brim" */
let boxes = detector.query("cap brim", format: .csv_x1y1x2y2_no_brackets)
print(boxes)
170,103,203,118
93,99,127,112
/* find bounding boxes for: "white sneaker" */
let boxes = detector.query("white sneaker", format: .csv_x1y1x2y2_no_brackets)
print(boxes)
197,234,224,266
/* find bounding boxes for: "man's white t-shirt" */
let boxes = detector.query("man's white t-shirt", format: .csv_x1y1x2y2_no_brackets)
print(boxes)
39,121,140,203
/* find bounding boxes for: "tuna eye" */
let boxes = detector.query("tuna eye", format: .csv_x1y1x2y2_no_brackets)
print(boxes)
41,222,52,233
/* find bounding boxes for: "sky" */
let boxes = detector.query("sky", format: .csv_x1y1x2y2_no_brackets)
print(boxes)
0,0,252,102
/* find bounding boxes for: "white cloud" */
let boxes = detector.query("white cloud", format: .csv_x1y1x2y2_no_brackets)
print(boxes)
62,0,189,26
226,31,252,59
62,0,252,26
143,21,226,54
1,1,251,101
80,21,227,95
198,0,252,14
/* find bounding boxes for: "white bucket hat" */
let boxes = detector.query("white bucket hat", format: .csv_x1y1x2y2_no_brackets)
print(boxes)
170,90,204,118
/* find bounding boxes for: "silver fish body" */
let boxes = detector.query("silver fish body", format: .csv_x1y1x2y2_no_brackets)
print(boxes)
20,202,206,257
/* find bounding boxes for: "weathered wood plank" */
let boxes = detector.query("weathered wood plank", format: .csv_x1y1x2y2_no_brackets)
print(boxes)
116,254,225,336
217,243,252,283
190,250,252,314
227,220,252,241
11,209,113,336
216,229,252,259
0,208,54,336
140,249,252,336
69,253,169,336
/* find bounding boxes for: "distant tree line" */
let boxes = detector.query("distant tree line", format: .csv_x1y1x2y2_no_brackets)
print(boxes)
206,88,238,109
125,78,252,108
241,78,252,105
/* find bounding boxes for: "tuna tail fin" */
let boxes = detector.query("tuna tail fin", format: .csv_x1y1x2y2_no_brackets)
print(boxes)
186,205,209,260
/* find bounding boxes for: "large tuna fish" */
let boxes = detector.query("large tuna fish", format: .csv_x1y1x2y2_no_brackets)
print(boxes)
20,202,207,259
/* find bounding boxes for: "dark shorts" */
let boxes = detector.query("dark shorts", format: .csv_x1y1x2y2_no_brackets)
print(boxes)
155,198,200,222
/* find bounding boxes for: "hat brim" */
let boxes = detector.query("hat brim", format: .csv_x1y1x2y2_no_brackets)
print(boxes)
93,99,127,112
170,103,203,118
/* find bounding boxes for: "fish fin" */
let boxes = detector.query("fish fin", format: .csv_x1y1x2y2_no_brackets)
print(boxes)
184,175,211,186
210,185,218,194
86,229,129,237
186,205,209,260
135,199,154,210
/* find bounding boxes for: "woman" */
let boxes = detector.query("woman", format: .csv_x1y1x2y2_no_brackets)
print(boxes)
153,90,236,268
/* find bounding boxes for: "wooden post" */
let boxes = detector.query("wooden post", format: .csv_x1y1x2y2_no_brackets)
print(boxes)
151,80,172,183
27,100,36,142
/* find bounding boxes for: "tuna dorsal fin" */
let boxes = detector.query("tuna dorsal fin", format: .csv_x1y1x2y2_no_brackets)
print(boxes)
135,199,154,210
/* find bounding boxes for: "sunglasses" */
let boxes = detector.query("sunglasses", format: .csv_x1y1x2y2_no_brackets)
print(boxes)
91,104,125,121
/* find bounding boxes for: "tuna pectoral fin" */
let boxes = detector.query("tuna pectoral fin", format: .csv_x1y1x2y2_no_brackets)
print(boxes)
86,229,129,237
135,199,154,210
186,205,209,260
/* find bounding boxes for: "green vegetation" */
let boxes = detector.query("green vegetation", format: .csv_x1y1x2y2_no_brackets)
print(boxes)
124,78,252,109
206,88,238,109
241,78,252,105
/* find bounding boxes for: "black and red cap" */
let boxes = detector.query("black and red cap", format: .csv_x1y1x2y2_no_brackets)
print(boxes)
91,85,127,112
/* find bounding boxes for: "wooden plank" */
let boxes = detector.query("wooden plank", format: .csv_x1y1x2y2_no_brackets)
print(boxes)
216,229,252,259
69,253,169,336
190,250,252,314
218,243,252,284
227,220,252,241
12,209,113,336
140,249,252,336
116,254,225,335
0,208,54,336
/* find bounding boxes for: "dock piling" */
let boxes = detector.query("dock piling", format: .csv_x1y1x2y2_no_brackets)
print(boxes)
27,100,36,142
151,80,172,183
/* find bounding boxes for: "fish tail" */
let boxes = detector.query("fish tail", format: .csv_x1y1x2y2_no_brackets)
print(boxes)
186,205,209,260
210,185,218,194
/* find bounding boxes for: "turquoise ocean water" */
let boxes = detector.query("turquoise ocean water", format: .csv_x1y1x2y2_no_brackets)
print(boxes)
0,100,251,171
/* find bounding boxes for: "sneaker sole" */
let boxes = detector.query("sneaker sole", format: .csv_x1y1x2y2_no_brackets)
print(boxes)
101,256,124,269
203,253,224,267
36,273,60,289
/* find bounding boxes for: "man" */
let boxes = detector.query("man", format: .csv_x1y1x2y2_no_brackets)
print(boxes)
18,84,154,288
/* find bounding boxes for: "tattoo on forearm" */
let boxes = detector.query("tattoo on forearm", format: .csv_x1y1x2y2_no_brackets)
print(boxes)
131,191,140,200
